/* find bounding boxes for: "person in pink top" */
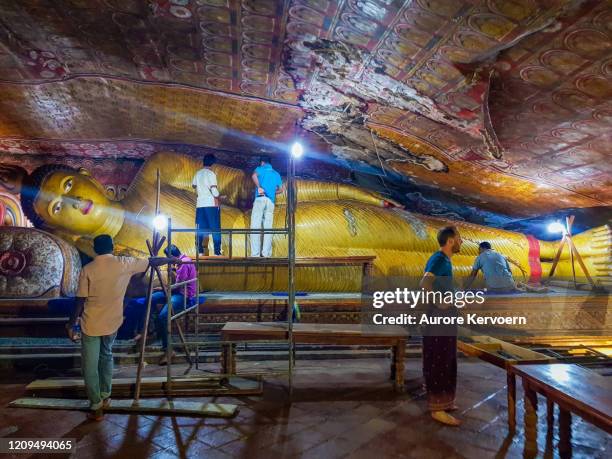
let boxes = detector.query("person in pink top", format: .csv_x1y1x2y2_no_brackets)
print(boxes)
155,244,199,364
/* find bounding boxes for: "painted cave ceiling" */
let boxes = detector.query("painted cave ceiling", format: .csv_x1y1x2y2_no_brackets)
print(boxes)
0,0,610,217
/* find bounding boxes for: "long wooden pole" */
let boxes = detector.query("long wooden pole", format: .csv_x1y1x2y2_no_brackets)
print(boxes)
567,237,596,287
566,216,577,288
548,236,567,279
548,215,596,288
134,169,162,402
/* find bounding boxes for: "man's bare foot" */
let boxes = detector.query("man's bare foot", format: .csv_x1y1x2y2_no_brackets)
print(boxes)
431,410,461,426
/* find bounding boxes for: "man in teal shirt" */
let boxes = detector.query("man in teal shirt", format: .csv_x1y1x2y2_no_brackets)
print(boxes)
419,226,462,426
250,156,284,257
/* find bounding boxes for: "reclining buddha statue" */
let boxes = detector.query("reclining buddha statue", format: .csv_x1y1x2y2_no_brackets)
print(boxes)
19,151,610,292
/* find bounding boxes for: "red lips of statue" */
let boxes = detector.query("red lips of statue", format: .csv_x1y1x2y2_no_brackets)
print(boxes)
81,200,93,215
0,250,27,276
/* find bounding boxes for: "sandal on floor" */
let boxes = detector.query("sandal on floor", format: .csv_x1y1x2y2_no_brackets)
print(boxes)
87,409,104,422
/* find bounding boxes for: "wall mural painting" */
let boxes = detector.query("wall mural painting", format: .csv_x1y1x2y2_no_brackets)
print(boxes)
0,192,29,226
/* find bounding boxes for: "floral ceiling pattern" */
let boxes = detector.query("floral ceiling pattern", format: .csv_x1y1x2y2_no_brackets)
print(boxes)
0,0,610,216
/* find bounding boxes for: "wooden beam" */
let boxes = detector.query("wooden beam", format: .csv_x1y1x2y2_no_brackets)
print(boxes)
9,397,238,418
548,234,567,279
567,237,596,287
26,376,262,397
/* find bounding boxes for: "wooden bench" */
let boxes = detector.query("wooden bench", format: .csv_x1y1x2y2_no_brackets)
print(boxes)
220,322,408,393
509,363,612,457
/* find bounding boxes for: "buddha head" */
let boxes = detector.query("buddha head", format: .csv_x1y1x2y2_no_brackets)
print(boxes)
22,165,119,236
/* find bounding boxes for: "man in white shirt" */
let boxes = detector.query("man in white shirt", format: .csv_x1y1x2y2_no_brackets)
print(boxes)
192,154,221,256
67,234,172,420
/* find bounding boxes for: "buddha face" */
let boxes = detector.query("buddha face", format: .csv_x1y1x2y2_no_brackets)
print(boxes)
33,169,113,235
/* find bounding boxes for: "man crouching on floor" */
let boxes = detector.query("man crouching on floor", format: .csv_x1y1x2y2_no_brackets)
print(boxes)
67,234,176,421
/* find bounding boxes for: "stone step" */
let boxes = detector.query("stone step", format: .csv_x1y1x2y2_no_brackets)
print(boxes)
0,347,424,374
0,334,423,372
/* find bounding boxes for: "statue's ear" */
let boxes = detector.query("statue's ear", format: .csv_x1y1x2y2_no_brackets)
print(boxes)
78,168,91,177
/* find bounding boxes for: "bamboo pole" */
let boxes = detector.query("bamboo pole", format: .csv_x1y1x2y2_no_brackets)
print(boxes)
134,169,162,402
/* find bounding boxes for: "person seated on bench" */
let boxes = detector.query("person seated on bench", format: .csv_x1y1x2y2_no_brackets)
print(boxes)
155,244,198,365
464,242,547,293
119,270,159,341
120,244,199,355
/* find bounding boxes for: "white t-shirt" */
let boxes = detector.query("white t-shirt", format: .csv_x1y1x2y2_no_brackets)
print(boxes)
192,168,219,208
77,254,149,336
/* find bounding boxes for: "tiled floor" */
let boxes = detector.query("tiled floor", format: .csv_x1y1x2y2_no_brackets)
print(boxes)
0,358,610,458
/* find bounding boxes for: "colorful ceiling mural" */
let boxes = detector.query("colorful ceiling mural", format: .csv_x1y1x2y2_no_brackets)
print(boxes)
0,0,610,217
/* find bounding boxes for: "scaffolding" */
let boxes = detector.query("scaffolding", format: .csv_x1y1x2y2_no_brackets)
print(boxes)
133,156,299,401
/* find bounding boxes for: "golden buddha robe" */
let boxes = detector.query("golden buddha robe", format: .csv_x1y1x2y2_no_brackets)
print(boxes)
28,152,611,292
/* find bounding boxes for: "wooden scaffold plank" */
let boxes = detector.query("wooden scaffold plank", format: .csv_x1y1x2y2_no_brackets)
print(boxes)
25,376,262,397
9,397,238,418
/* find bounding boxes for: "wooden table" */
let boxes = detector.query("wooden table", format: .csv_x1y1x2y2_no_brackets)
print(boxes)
457,334,554,432
509,363,612,457
220,322,408,393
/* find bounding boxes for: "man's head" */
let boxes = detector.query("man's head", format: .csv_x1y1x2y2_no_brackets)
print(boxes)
479,241,492,254
93,234,114,255
260,155,272,166
437,226,462,254
203,154,216,167
164,244,181,257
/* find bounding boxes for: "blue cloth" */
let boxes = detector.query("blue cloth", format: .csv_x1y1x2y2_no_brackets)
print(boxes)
254,163,282,203
81,332,116,410
424,251,454,292
473,250,516,290
271,292,308,296
48,297,76,315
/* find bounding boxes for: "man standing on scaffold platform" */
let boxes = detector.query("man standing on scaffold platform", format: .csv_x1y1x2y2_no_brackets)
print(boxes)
192,153,221,256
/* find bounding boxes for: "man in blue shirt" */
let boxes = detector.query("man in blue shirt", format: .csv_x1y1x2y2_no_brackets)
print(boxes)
250,156,284,257
465,241,516,291
419,225,462,426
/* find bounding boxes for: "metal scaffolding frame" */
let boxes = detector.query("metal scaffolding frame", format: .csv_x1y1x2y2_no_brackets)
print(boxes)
133,154,298,401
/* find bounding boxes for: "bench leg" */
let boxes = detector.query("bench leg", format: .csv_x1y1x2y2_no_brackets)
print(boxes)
230,343,237,374
221,343,237,375
393,340,405,393
558,408,572,459
390,346,396,381
221,343,229,375
523,379,538,457
507,372,516,433
546,398,554,424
